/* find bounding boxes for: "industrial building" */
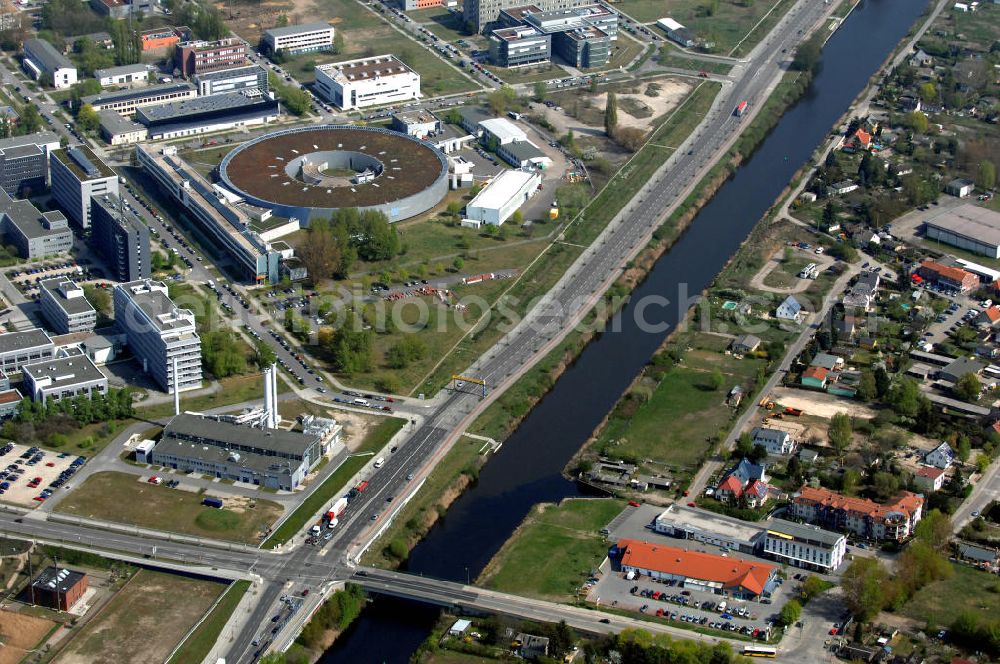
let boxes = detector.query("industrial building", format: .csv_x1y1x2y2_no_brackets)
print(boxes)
113,279,202,393
0,131,61,196
136,90,280,140
391,109,440,138
923,204,1000,259
39,278,96,335
97,110,148,146
314,55,421,110
91,193,150,282
489,26,551,68
791,486,924,542
653,504,764,554
149,412,322,490
30,567,88,611
0,328,56,373
193,64,268,97
22,39,77,89
465,169,540,226
89,0,153,19
496,140,551,169
657,17,696,48
614,539,778,599
262,22,335,55
23,354,108,404
82,82,198,117
136,143,283,283
49,146,119,229
0,189,72,259
95,63,150,88
174,38,248,77
761,518,847,573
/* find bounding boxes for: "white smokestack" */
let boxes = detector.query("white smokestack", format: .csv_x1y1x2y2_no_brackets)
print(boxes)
269,363,279,428
172,357,180,415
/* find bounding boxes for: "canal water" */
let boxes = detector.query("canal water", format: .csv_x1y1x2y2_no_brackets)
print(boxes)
321,1,931,660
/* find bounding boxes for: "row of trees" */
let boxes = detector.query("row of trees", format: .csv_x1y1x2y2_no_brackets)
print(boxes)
16,387,134,426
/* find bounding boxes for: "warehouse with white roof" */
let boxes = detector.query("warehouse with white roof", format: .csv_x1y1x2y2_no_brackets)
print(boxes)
464,170,540,227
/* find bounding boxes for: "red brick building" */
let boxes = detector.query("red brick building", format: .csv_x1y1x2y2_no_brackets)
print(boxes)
174,38,248,77
30,567,88,611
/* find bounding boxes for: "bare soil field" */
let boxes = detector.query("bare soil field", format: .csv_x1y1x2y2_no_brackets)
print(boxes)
771,387,879,420
547,78,692,138
0,611,56,664
55,570,224,664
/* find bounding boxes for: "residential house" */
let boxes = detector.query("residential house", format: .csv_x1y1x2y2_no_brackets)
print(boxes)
828,180,859,196
842,128,872,153
776,295,804,322
834,316,857,340
909,49,933,68
924,442,956,470
798,448,819,463
978,306,1000,328
917,259,979,293
801,366,829,389
716,458,770,507
842,289,874,311
811,353,844,371
945,178,976,198
513,633,549,659
957,542,998,570
899,95,922,112
750,427,795,455
730,334,761,355
913,465,946,492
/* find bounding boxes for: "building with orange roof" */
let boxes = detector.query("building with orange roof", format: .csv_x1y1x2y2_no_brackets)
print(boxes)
978,305,1000,327
790,485,923,542
913,466,946,492
614,539,778,599
801,366,828,389
917,259,979,293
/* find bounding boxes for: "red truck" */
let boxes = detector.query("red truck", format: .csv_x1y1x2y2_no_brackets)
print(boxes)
734,101,748,117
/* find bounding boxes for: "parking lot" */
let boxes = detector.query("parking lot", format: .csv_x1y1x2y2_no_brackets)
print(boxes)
0,443,85,507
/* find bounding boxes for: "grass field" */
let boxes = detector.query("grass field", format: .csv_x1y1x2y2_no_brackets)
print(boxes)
593,347,764,470
762,257,811,288
628,0,793,55
167,580,251,664
263,417,406,548
56,472,283,544
901,563,1000,627
57,570,225,664
479,498,623,601
135,374,290,420
658,51,733,75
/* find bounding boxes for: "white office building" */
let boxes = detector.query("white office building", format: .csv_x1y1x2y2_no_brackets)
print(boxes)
49,146,119,229
262,22,335,55
23,354,107,404
39,277,96,334
314,55,420,110
113,279,202,393
465,169,540,226
761,518,847,573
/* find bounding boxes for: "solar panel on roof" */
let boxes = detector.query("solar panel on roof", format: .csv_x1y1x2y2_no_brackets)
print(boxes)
67,147,101,179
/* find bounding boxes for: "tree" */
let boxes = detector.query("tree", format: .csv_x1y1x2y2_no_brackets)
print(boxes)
871,471,900,500
82,284,111,317
452,257,464,272
332,30,345,54
791,34,822,73
957,435,971,463
800,575,828,602
604,91,618,137
955,372,982,402
919,81,938,102
76,103,99,133
385,337,426,369
615,126,646,151
857,370,877,401
709,367,724,391
297,225,343,284
19,105,41,133
841,557,889,622
828,412,852,454
511,210,524,225
532,80,546,102
887,377,923,417
978,160,996,191
254,340,277,368
905,111,929,134
778,599,802,627
486,84,516,114
914,509,952,551
735,431,753,459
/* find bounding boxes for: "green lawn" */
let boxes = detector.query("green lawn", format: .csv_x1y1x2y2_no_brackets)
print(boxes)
135,374,290,420
594,349,764,470
408,7,474,43
901,563,1000,627
762,257,811,288
484,62,567,85
950,4,1000,48
262,416,406,548
167,580,251,664
479,498,624,601
55,472,283,544
658,51,733,75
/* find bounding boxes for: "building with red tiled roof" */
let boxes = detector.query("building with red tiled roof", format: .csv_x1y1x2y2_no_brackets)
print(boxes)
917,260,979,293
615,539,778,599
801,366,829,389
979,306,1000,327
790,485,923,542
913,465,946,492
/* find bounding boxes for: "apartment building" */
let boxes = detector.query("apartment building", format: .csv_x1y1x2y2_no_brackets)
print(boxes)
791,485,924,542
49,146,119,229
262,22,335,55
314,55,420,110
761,518,847,573
113,279,202,393
175,38,248,77
91,193,150,282
38,278,96,334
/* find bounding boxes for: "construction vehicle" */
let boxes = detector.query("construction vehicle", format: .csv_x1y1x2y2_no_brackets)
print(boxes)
783,407,803,416
758,397,774,410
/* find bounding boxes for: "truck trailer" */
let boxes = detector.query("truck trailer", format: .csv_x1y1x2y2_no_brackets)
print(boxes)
734,101,748,117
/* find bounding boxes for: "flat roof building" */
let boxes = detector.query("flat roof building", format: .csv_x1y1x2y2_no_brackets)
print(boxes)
497,140,551,169
113,279,202,393
22,39,77,89
924,204,1000,259
135,89,279,140
761,518,847,573
82,82,198,117
0,328,56,373
489,26,551,68
140,27,185,53
262,22,335,55
175,38,248,78
0,131,61,196
391,109,440,139
39,277,96,335
464,0,591,33
465,169,540,226
193,64,268,97
95,63,150,88
149,412,322,490
0,189,72,259
614,538,778,599
314,55,420,110
49,146,119,229
97,110,148,146
653,504,765,554
91,193,150,282
30,567,88,611
23,354,107,404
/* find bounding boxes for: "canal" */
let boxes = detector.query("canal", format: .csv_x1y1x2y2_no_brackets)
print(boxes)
321,0,932,660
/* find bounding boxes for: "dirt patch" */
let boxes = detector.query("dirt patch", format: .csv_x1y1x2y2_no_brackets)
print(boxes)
546,77,692,138
0,611,56,664
771,387,879,420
